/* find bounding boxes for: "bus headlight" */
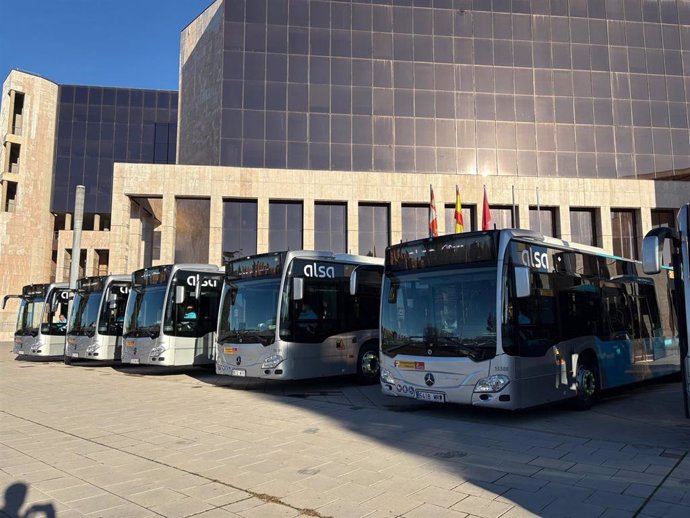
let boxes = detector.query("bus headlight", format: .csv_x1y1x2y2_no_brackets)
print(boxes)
474,375,509,393
381,368,395,385
261,354,284,369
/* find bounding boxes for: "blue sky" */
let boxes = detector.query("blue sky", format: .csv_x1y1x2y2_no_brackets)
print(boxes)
0,0,212,90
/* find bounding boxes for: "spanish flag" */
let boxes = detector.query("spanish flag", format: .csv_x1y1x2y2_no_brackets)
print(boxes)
454,185,464,233
429,185,438,238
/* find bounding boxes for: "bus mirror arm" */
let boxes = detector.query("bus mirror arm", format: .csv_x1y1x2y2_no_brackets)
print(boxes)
2,294,20,309
514,266,532,298
642,227,679,275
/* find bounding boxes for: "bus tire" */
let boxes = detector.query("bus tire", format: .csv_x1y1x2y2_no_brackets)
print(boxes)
63,355,72,365
572,354,598,410
357,342,380,385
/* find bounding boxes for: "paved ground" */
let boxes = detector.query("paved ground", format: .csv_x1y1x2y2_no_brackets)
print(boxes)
2,343,690,518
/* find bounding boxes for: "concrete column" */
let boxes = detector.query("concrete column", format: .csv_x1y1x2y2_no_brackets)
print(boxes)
517,204,530,230
93,214,101,231
257,197,269,254
55,244,67,283
303,199,314,250
390,201,402,248
159,195,175,264
558,206,571,241
86,248,97,277
599,207,613,253
126,202,143,273
0,180,7,212
65,213,72,230
638,207,652,259
7,90,16,135
209,195,223,265
347,200,358,255
2,141,10,173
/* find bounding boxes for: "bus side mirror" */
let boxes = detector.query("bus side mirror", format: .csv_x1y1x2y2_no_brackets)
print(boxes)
349,269,358,296
642,235,662,274
175,285,186,304
293,278,304,301
642,226,680,274
514,266,531,298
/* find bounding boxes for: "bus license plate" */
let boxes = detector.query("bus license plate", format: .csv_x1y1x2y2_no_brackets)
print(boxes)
230,369,246,377
17,351,24,355
72,353,79,358
416,391,445,403
130,358,140,364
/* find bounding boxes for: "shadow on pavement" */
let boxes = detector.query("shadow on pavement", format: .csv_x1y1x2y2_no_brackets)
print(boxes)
0,482,55,518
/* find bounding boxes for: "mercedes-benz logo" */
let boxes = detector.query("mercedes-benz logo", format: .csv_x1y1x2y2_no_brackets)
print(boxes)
424,373,435,386
235,356,242,366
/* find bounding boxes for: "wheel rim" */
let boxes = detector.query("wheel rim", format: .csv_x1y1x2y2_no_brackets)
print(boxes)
578,368,596,399
361,351,379,377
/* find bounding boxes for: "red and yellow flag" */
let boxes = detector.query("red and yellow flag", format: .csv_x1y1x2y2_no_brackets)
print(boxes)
454,185,464,233
429,185,438,237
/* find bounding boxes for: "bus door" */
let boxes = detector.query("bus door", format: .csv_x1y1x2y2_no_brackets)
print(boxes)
172,271,223,361
287,271,350,377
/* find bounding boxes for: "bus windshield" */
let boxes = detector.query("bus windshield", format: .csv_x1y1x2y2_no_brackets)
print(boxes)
98,283,129,336
381,267,497,361
16,298,45,335
68,291,103,336
41,290,70,336
218,278,281,345
123,284,166,338
162,270,223,338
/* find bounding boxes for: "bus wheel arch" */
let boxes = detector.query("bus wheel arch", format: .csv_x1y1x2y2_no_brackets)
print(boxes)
357,340,380,384
573,349,599,410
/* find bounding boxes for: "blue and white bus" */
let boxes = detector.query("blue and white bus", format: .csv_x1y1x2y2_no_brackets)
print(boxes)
380,229,679,410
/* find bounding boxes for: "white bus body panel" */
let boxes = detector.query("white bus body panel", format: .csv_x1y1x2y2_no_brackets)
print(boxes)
22,334,66,357
122,334,215,366
65,333,121,361
216,329,378,380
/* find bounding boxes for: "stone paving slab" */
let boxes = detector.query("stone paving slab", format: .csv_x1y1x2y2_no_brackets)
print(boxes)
2,344,690,518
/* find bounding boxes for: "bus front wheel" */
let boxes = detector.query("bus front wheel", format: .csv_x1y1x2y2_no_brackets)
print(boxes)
63,355,72,365
573,356,598,410
357,342,380,385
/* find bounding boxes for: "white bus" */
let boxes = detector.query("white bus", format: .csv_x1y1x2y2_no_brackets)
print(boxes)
122,264,223,366
4,282,70,358
380,229,679,410
643,204,690,418
216,251,383,382
64,275,131,363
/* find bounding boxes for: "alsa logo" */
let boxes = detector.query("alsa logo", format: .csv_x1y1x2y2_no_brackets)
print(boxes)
58,291,70,301
185,276,219,288
117,286,130,295
521,248,549,271
303,263,335,279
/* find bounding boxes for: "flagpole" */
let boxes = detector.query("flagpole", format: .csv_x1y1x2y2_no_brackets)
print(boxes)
536,186,542,233
511,185,516,228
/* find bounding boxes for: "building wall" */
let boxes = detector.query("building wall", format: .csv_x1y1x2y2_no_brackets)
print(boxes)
109,162,690,274
0,71,59,339
181,0,690,180
52,84,178,215
177,0,225,165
